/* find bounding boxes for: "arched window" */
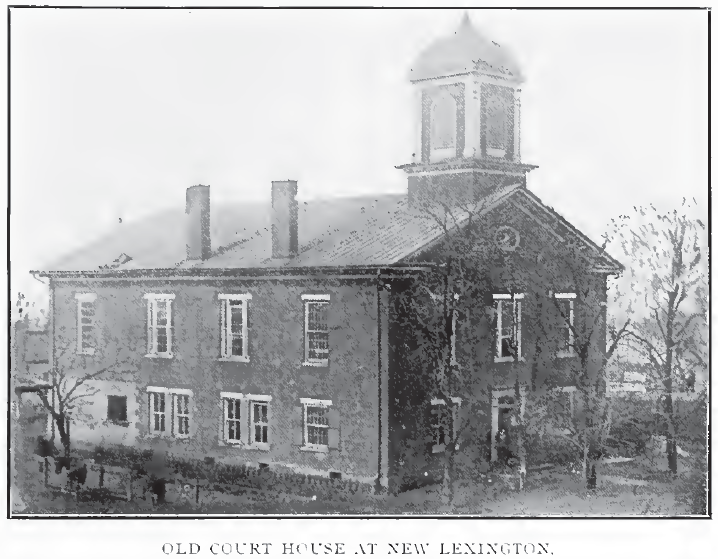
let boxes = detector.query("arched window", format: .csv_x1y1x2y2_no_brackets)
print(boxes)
430,93,457,150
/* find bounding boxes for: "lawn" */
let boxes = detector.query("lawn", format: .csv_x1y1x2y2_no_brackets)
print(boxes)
14,458,707,516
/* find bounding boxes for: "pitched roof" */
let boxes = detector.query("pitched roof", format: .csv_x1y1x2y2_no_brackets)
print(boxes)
46,182,620,275
179,180,523,270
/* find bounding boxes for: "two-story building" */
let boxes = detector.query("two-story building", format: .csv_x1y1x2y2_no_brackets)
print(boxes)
35,17,621,493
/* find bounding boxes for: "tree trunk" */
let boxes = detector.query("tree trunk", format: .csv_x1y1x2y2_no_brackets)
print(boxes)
663,287,679,477
663,388,678,476
587,460,597,490
54,412,71,458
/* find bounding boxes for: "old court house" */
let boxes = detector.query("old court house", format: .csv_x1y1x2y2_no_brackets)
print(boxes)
36,17,620,492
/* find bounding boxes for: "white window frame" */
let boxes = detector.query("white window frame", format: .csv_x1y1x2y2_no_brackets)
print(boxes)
429,397,462,454
147,387,168,436
144,294,175,358
554,293,576,358
218,294,252,362
75,293,97,355
493,293,523,363
247,394,272,450
490,385,527,463
302,294,330,366
221,391,244,445
172,389,193,439
300,397,332,452
147,387,192,438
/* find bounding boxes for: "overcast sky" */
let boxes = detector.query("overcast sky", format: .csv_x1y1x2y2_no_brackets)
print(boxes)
10,8,708,315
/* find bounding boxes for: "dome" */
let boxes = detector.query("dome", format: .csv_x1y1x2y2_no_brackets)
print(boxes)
410,15,522,82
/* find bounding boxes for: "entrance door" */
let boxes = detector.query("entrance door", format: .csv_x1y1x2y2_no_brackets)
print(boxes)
491,391,517,464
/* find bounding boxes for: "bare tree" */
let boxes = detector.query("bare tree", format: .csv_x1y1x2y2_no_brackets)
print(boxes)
399,186,511,502
606,201,708,476
35,346,133,459
524,238,631,489
405,184,632,495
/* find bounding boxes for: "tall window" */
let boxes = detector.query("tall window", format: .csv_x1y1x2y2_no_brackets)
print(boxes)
174,393,190,438
75,293,97,355
147,387,192,438
483,84,514,154
148,389,166,434
219,294,251,361
145,294,175,358
223,395,242,444
220,393,271,448
303,295,330,366
251,400,269,445
299,398,339,452
554,293,576,357
430,397,461,453
431,93,457,150
306,406,329,446
493,293,523,362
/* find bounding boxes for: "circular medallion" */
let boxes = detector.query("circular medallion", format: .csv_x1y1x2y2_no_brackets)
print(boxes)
495,226,520,251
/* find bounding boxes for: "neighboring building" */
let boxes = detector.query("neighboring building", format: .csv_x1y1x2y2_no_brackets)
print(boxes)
34,17,621,493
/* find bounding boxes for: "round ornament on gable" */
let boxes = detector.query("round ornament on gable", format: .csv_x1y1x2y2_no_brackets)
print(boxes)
495,226,520,251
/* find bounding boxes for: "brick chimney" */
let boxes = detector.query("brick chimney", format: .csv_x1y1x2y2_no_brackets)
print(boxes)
186,185,211,261
271,180,298,259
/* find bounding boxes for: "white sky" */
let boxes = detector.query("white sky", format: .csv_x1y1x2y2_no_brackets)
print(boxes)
9,8,709,315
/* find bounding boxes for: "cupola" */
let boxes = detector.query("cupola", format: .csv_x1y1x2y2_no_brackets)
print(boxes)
409,15,523,164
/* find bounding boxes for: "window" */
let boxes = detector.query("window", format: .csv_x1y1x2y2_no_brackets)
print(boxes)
144,294,175,358
222,394,243,444
174,393,190,438
552,387,576,432
430,397,461,453
493,293,523,362
307,406,329,446
250,396,271,448
107,395,127,425
299,398,339,452
219,294,251,361
491,387,525,463
483,84,514,155
554,293,576,357
303,295,330,366
220,393,271,448
75,293,97,355
148,389,166,434
147,387,192,438
431,93,457,150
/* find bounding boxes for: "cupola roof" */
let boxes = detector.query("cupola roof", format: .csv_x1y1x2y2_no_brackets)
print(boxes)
410,14,522,83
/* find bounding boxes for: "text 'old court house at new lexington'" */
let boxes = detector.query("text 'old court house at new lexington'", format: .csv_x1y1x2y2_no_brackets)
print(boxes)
35,17,621,493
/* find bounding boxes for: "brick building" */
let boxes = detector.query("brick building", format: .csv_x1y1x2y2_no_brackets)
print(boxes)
34,17,620,493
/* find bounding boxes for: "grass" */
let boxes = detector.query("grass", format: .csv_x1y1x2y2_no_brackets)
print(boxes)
13,445,708,516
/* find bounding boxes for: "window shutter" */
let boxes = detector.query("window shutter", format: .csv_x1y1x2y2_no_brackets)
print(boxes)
146,300,153,354
327,407,340,450
292,405,304,446
245,299,251,358
220,299,226,358
220,398,227,443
